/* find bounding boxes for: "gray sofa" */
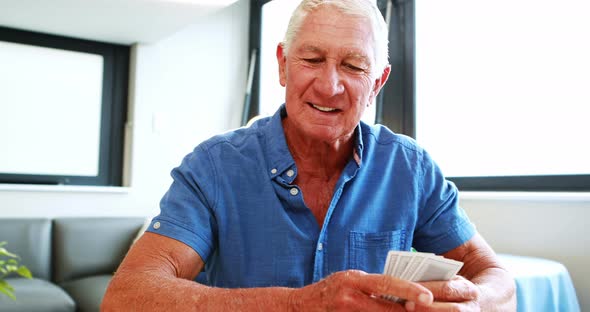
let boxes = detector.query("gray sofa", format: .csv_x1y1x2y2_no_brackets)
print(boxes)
0,217,145,312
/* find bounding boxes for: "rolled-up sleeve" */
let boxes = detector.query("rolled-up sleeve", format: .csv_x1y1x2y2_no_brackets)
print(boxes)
412,150,476,254
147,143,218,262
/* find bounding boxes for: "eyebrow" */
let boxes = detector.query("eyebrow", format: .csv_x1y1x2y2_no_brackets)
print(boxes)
343,51,371,65
297,44,324,54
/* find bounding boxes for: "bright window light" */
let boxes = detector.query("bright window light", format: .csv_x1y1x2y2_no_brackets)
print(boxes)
415,0,590,177
0,41,103,176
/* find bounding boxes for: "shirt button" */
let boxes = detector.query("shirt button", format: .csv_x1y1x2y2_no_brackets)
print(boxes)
318,243,323,251
290,188,299,196
153,221,161,230
286,169,294,177
271,168,277,174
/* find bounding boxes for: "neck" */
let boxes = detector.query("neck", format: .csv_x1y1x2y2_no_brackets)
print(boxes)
282,118,355,179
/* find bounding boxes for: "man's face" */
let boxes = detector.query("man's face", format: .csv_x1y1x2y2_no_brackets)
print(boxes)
277,6,389,143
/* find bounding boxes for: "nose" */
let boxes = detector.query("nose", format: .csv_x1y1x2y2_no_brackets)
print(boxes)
314,64,344,97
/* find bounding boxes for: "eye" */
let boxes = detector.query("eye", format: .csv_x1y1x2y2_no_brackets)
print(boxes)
343,63,364,72
303,58,323,64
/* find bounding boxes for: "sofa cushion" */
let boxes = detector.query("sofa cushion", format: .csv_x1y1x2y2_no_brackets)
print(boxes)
52,217,145,283
60,274,113,312
0,218,51,280
0,278,75,312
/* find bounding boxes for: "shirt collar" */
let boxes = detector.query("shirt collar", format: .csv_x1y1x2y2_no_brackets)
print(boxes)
264,105,296,180
263,104,365,179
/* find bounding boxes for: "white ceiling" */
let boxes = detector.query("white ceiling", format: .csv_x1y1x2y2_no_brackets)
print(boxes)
0,0,240,44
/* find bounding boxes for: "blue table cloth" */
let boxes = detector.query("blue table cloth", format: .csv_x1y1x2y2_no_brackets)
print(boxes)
498,254,580,312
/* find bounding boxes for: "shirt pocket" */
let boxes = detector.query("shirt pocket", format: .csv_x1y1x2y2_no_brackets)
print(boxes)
348,230,406,273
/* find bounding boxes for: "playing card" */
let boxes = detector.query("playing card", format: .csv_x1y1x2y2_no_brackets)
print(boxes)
392,252,414,278
383,251,399,276
399,253,430,280
381,250,464,302
409,255,463,282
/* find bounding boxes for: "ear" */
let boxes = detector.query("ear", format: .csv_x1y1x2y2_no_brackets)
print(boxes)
276,43,287,87
371,65,391,98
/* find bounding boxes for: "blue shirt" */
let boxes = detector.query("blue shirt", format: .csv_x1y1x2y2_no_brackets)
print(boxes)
148,106,476,288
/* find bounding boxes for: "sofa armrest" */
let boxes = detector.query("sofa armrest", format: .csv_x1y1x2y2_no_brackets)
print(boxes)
52,217,145,284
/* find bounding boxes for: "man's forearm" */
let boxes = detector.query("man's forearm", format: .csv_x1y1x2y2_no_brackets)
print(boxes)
102,269,294,311
472,267,516,311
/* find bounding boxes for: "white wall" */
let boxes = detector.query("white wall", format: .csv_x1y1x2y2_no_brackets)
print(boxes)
0,0,249,218
461,193,590,311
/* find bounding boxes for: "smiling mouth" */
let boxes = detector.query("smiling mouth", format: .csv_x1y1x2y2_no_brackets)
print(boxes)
309,103,339,113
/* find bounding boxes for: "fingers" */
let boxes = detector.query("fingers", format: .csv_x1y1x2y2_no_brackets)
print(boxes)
291,270,435,311
419,276,480,302
292,271,410,312
406,300,480,312
338,289,407,311
343,270,434,306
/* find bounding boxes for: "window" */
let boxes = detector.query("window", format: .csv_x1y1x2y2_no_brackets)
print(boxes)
413,0,590,191
0,26,130,186
249,0,590,191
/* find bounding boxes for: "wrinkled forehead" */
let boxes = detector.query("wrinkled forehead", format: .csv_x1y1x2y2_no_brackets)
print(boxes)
293,7,376,58
303,3,374,32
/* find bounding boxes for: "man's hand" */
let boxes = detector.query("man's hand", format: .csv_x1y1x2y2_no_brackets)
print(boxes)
404,276,481,311
401,233,516,311
289,270,434,311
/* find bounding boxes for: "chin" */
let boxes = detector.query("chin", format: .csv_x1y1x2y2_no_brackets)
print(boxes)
303,126,343,143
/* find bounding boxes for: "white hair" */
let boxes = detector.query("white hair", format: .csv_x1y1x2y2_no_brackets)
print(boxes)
282,0,389,76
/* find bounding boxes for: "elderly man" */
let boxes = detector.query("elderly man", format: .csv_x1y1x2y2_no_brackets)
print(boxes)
102,0,515,310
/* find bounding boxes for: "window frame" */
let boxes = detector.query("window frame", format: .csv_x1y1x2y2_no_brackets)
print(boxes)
246,0,590,192
0,26,129,186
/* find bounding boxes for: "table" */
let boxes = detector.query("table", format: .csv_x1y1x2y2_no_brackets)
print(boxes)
498,254,580,312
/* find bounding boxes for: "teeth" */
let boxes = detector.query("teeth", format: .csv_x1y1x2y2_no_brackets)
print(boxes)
312,104,336,112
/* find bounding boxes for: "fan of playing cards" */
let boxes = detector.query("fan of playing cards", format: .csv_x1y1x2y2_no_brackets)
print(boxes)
381,250,464,302
383,250,464,282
